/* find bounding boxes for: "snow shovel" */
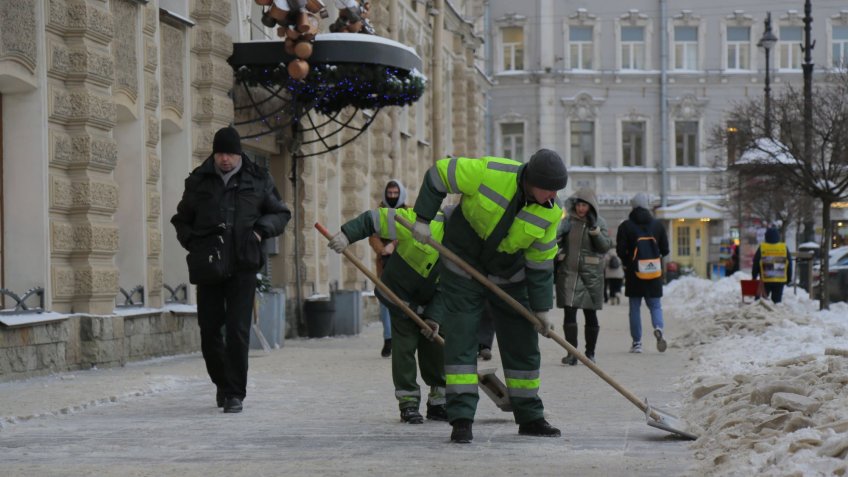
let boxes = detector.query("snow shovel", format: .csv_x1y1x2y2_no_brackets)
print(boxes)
314,222,513,412
394,215,697,440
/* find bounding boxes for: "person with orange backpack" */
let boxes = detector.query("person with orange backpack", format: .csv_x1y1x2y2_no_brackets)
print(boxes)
616,193,670,354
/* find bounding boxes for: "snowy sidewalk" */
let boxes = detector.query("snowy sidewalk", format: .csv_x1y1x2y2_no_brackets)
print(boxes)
0,301,695,476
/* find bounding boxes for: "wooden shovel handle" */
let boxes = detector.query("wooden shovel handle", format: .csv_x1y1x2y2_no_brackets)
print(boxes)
393,215,655,416
314,223,444,346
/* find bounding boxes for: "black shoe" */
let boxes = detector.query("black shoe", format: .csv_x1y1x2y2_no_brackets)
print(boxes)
400,407,423,424
450,419,473,443
426,404,448,421
518,418,561,437
223,397,243,413
586,353,596,364
561,354,578,366
654,328,667,353
381,339,392,358
216,388,225,408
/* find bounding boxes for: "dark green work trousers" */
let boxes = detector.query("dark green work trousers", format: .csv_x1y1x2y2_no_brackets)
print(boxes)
388,304,446,410
438,267,545,425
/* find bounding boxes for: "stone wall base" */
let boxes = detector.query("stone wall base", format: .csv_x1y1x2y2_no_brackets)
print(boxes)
0,311,200,382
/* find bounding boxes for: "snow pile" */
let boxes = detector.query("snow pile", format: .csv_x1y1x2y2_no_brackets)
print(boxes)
664,275,848,476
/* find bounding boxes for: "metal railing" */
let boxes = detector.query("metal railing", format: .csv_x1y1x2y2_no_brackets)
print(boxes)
164,283,188,304
0,287,45,315
116,285,144,308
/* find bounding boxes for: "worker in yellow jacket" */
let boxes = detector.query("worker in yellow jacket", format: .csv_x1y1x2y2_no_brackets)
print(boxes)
409,149,568,443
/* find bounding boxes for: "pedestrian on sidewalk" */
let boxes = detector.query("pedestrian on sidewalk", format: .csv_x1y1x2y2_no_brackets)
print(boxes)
554,188,611,365
751,226,792,304
616,193,669,354
369,180,408,358
604,246,624,306
410,149,567,443
171,126,291,413
328,206,449,424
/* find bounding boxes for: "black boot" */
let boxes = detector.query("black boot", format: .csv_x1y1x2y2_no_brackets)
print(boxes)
585,326,600,363
450,419,473,443
381,339,392,358
223,397,243,413
400,407,424,424
426,403,448,421
518,418,561,437
562,323,578,364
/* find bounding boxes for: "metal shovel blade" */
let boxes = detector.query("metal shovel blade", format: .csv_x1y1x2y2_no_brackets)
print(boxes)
478,367,513,412
645,401,698,441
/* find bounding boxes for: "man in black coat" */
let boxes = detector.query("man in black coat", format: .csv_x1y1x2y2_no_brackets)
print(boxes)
171,126,291,413
616,193,669,354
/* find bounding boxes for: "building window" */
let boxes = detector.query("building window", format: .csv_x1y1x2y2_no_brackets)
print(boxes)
675,121,698,167
674,26,698,70
569,26,594,70
833,25,848,69
726,122,740,166
779,26,802,69
570,121,595,166
501,27,524,71
727,26,751,70
677,225,691,257
501,123,524,160
621,26,645,70
622,121,645,167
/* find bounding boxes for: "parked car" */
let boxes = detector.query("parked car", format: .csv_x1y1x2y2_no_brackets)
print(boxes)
812,246,848,303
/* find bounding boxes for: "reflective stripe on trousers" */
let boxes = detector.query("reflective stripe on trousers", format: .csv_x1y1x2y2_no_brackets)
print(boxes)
504,369,540,398
445,364,478,395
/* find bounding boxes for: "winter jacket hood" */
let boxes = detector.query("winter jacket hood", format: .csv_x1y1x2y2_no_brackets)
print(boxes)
628,206,654,226
382,179,407,208
565,187,600,220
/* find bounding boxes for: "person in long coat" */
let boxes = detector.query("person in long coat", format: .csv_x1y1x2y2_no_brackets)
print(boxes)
554,188,611,365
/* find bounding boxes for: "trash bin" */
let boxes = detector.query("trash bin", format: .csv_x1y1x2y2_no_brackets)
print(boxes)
797,242,820,292
331,290,361,336
250,288,286,349
304,295,334,338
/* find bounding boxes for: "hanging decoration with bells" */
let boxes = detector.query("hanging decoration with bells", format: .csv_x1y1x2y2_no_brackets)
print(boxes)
254,0,374,81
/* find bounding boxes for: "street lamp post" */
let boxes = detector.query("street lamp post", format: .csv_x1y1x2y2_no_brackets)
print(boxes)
758,12,778,137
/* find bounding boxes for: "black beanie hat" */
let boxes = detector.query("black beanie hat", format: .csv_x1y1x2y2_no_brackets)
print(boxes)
525,149,568,191
213,126,242,155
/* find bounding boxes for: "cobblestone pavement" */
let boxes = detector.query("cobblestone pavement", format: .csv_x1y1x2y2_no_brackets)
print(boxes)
0,301,696,477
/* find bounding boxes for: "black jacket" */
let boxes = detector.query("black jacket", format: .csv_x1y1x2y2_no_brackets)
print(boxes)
171,154,291,277
616,207,670,298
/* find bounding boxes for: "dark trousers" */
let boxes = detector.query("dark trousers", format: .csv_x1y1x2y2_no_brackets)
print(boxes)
563,307,600,356
196,271,257,400
763,282,785,304
477,303,495,350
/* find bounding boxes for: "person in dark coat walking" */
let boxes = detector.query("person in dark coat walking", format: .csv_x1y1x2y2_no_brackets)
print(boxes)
554,188,611,365
616,193,669,354
171,126,291,413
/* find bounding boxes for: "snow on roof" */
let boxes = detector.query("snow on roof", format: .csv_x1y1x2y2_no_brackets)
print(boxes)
737,137,797,165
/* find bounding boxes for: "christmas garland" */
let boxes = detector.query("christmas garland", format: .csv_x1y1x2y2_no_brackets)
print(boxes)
236,62,427,116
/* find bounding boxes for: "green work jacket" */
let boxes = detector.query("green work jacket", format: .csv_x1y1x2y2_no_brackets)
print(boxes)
341,207,446,306
413,156,562,311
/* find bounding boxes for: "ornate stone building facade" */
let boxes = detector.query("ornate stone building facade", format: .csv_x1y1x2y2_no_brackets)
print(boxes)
0,0,486,378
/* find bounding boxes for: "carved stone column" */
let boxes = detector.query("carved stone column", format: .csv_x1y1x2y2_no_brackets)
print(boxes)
189,0,233,167
47,0,120,314
142,3,163,307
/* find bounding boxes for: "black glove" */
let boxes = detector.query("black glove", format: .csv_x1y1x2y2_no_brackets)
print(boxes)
586,211,597,229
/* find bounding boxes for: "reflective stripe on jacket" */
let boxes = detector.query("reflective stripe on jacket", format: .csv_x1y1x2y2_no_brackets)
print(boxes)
426,157,561,272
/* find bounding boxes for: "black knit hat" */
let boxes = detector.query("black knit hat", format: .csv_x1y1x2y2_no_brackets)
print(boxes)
213,126,242,155
525,149,568,191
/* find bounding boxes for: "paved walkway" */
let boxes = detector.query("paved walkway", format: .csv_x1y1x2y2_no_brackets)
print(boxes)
0,300,697,476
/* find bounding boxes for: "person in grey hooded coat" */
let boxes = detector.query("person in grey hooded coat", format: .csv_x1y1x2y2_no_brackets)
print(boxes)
554,188,612,365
